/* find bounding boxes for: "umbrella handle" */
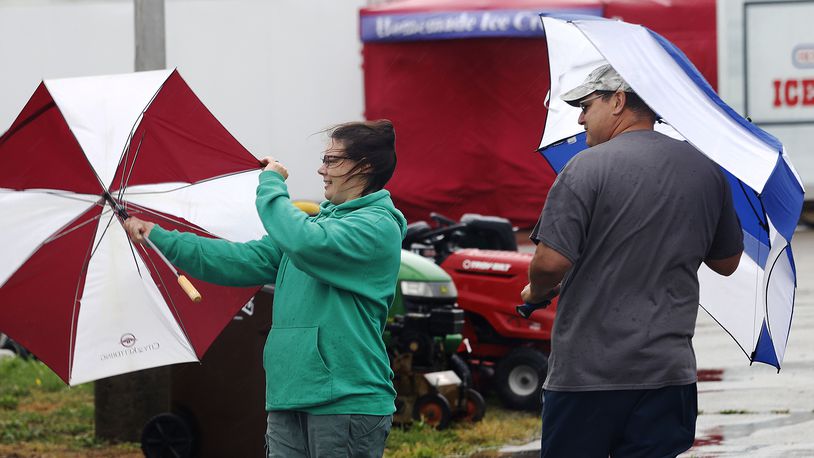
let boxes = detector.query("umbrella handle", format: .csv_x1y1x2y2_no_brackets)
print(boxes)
177,275,202,303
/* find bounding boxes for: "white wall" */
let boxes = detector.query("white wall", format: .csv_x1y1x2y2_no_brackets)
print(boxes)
718,0,814,191
0,0,367,201
0,0,134,125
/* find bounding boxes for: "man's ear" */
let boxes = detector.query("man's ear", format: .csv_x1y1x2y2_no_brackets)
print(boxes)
611,92,626,115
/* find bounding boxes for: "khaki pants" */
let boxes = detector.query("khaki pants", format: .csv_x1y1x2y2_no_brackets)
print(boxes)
265,411,392,458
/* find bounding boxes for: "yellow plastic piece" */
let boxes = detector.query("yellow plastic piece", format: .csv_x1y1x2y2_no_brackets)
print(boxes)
292,200,320,216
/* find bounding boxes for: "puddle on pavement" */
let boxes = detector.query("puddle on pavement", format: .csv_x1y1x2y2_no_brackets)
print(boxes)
697,368,724,382
694,427,724,447
693,412,814,449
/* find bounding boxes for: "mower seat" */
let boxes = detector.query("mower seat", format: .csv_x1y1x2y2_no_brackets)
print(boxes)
459,214,518,251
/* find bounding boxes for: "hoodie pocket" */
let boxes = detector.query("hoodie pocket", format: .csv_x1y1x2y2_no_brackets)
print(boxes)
264,326,333,406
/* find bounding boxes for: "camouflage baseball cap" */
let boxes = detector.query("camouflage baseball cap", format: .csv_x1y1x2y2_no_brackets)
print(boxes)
561,64,632,107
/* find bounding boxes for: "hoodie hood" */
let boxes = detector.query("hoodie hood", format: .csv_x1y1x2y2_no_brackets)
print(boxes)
319,189,407,239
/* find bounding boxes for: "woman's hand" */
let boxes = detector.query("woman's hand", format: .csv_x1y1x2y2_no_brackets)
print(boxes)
123,217,155,244
260,156,289,180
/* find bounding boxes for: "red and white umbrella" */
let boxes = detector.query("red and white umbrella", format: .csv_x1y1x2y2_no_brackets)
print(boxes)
0,69,266,385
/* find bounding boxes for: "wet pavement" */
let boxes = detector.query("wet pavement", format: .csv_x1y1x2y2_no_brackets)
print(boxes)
681,227,814,457
501,228,814,457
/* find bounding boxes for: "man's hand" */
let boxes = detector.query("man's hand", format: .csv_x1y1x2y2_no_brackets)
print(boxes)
260,156,289,180
123,217,155,244
521,283,561,305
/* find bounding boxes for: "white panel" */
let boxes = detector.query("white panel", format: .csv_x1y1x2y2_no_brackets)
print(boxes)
0,190,96,286
539,17,687,147
574,19,779,191
699,252,764,355
765,245,795,365
70,219,197,385
539,17,605,147
763,220,795,365
44,70,173,190
538,18,780,191
122,171,266,243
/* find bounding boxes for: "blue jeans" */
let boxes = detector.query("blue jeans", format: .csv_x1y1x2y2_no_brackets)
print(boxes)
265,411,392,458
541,384,697,458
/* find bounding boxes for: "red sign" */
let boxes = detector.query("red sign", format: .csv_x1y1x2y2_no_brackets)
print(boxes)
772,78,814,107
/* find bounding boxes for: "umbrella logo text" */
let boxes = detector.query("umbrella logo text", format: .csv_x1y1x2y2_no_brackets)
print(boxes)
120,333,136,348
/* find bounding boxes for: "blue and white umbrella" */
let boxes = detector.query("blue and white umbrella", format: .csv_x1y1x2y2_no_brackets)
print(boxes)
538,15,804,370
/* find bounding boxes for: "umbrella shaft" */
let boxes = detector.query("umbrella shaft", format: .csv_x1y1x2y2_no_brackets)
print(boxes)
144,237,179,277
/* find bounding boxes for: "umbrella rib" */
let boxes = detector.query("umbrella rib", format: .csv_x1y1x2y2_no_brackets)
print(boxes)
124,230,144,280
139,246,196,352
44,206,111,244
119,131,147,201
0,101,57,146
125,204,219,238
117,127,135,201
0,189,100,205
699,304,752,361
88,210,118,261
68,208,103,383
113,75,165,197
123,168,261,196
737,180,768,232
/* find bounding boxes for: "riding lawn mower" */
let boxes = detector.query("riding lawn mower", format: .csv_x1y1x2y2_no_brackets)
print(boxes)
403,213,556,411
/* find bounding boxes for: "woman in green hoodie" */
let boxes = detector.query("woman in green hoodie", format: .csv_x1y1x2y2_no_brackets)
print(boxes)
123,120,406,457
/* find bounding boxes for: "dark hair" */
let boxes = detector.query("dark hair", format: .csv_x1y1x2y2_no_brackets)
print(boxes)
327,119,397,195
595,90,657,122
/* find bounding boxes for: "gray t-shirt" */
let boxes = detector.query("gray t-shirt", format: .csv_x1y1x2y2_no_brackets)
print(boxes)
532,130,743,391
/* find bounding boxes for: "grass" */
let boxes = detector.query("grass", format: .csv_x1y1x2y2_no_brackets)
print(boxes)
385,405,541,457
0,357,541,457
0,357,141,457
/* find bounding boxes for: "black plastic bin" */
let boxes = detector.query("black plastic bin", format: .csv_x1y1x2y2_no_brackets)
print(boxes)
139,286,273,458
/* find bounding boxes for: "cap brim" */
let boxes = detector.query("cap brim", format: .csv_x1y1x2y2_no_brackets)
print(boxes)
560,84,596,107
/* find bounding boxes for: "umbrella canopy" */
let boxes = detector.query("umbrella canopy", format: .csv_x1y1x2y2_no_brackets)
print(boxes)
0,69,265,385
537,15,804,369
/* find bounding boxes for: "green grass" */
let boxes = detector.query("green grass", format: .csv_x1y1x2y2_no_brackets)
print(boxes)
0,357,540,457
384,400,541,458
0,357,140,456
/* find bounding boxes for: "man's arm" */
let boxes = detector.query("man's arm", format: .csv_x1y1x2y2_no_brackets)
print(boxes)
704,252,742,276
522,242,573,304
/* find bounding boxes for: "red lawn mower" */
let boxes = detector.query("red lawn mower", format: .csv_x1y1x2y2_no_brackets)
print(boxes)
403,213,557,410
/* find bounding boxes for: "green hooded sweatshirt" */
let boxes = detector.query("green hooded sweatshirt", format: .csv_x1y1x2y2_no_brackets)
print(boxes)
148,170,407,415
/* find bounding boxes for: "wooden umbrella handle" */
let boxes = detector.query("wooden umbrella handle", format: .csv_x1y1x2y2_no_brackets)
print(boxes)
177,275,202,303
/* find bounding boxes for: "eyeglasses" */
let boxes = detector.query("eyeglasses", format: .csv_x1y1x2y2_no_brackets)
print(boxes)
321,154,348,167
578,94,605,114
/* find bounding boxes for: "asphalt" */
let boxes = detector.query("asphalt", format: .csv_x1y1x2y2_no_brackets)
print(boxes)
497,227,814,457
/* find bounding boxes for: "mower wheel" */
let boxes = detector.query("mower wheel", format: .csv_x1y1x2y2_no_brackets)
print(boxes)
413,393,452,430
495,347,548,411
141,412,195,458
458,388,486,422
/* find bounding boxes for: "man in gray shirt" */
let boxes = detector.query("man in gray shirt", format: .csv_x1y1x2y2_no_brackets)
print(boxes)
522,64,743,457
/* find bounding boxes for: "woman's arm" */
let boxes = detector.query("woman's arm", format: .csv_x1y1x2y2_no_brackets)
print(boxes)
124,217,282,287
254,171,401,292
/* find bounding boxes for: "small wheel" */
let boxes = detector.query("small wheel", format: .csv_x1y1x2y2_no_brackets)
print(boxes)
141,412,195,458
495,347,548,411
458,388,486,422
412,393,452,430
